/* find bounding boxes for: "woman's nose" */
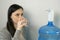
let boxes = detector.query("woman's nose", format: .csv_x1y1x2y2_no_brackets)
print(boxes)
19,16,24,21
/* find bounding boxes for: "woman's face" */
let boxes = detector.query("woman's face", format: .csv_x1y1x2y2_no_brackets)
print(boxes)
11,9,23,24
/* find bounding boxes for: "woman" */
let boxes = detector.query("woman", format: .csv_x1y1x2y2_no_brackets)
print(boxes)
0,4,28,40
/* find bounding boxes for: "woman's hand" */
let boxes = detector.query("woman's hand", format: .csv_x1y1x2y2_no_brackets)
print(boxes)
16,17,28,30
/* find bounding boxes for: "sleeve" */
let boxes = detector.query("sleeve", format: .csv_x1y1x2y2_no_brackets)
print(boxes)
12,30,26,40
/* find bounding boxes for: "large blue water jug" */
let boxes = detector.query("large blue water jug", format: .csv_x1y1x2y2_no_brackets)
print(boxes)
38,9,60,40
38,22,60,40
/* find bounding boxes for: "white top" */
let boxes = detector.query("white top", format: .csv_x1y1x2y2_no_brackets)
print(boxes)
48,9,54,22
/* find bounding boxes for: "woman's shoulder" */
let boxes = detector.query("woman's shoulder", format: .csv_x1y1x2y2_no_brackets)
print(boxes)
0,27,11,38
0,27,10,35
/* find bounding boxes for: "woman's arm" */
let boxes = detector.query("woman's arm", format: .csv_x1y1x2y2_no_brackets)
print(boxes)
12,30,26,40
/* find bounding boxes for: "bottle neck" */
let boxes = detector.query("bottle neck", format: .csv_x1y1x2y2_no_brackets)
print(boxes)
47,21,54,26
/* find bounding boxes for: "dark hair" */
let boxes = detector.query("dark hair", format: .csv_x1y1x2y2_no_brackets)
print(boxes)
7,4,23,37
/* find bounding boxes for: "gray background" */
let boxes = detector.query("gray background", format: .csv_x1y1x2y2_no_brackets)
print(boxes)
0,0,60,40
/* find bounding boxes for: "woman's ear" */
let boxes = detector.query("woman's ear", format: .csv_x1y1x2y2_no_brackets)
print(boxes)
10,14,13,20
10,15,12,19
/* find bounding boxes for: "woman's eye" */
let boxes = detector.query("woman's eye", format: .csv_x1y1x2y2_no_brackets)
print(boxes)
16,14,19,16
16,13,23,16
21,13,23,16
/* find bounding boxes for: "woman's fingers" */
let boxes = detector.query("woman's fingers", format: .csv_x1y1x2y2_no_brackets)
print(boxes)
17,18,28,30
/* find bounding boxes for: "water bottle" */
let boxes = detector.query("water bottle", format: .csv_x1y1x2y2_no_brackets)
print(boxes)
38,9,60,40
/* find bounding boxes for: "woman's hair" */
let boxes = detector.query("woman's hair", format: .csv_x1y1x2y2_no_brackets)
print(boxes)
7,4,23,37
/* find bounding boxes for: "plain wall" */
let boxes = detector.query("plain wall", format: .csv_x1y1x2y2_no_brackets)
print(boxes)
0,0,60,40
